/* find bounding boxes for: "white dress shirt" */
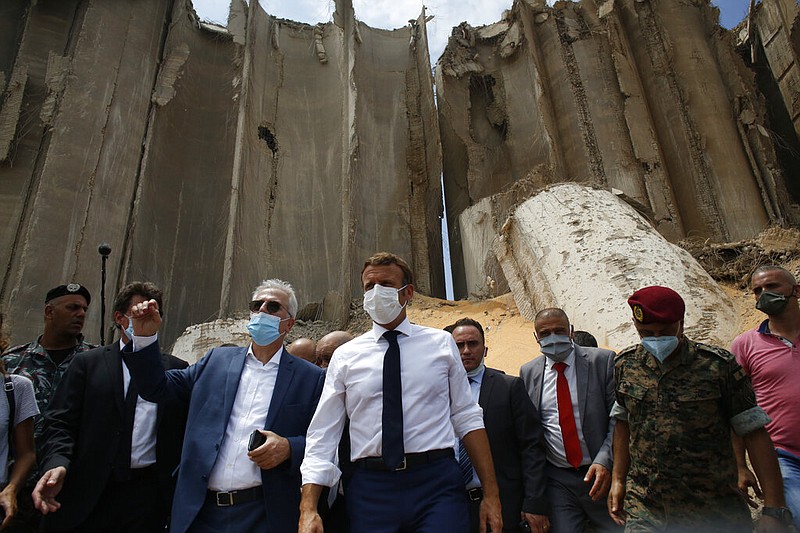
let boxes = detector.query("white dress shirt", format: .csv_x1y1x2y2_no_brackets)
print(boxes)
207,345,282,491
119,339,158,468
539,350,591,468
301,318,485,487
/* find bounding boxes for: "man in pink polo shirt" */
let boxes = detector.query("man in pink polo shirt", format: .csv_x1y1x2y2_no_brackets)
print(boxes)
731,265,800,529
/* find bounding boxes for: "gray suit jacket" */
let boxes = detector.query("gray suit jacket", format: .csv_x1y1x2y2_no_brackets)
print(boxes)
519,345,616,470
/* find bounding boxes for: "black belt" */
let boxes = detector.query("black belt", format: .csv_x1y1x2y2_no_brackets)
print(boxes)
206,485,263,507
111,464,156,482
354,448,454,471
466,487,483,502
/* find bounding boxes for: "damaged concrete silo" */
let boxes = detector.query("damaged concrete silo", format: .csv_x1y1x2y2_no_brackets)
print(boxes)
0,0,444,346
437,0,800,299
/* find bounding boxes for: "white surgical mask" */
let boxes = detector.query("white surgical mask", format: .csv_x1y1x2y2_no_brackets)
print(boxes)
539,334,574,363
641,336,679,363
363,284,408,324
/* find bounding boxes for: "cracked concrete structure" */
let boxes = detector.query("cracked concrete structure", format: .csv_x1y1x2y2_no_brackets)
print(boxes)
2,0,800,348
0,0,443,346
438,0,800,299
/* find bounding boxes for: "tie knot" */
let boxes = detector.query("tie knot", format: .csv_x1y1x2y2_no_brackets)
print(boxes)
468,377,476,384
383,330,401,342
554,361,567,373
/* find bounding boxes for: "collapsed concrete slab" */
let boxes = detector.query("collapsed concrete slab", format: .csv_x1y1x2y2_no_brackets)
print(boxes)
483,183,739,349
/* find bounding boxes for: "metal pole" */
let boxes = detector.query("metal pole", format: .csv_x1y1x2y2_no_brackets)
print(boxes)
98,243,111,344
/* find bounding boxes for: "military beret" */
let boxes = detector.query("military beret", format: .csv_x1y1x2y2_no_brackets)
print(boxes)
45,283,91,305
628,285,684,324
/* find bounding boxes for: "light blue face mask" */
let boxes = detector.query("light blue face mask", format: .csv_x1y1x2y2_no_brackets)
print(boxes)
247,312,287,346
641,336,679,363
124,315,135,340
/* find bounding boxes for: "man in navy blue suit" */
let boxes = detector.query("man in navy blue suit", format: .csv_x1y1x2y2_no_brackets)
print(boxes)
119,279,325,533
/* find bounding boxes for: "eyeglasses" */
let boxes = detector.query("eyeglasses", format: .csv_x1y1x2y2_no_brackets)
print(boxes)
249,299,291,316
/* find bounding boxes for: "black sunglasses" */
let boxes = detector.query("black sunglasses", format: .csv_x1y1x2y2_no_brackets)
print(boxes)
249,300,290,315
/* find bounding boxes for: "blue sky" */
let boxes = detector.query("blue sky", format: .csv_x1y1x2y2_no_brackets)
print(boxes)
194,0,753,64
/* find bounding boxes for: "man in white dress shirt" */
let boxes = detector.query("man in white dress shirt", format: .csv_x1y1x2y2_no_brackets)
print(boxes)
519,308,619,533
299,252,502,533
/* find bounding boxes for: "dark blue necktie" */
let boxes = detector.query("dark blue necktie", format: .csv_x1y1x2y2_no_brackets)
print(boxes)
458,377,476,485
382,330,404,469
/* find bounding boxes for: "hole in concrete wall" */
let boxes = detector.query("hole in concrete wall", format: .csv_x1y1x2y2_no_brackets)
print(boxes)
258,125,278,154
468,75,508,148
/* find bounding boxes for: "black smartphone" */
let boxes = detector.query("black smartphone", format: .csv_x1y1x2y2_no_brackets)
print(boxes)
248,429,267,451
519,520,531,532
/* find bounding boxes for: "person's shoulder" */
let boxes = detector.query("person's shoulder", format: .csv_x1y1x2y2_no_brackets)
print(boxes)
691,339,736,363
286,352,324,375
614,344,640,367
577,345,616,360
2,341,36,358
8,373,34,388
520,356,544,373
410,323,452,340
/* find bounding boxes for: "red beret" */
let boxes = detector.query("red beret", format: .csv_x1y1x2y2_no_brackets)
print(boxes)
628,286,685,324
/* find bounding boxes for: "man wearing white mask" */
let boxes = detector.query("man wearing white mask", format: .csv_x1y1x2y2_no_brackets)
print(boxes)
519,308,619,533
119,279,325,533
299,252,502,533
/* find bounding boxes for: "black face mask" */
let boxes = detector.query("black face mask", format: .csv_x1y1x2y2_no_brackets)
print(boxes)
756,290,794,316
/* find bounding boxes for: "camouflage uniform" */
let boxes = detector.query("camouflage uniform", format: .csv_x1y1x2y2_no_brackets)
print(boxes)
1,335,95,441
614,338,769,532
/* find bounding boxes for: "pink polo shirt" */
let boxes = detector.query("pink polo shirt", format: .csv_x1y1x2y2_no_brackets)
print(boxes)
731,320,800,458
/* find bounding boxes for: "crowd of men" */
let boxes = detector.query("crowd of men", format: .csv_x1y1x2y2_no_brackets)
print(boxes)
0,253,797,533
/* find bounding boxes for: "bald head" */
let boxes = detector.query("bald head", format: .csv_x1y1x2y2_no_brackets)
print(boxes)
752,265,797,286
316,330,354,368
533,307,571,340
288,337,317,363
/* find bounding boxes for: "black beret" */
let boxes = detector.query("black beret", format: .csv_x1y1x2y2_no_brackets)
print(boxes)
45,283,91,305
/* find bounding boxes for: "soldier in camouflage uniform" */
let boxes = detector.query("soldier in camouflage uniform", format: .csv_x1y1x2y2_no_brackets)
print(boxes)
1,284,95,442
607,286,790,532
0,284,94,533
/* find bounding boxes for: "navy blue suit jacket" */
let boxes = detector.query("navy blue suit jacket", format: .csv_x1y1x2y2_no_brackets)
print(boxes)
123,342,325,533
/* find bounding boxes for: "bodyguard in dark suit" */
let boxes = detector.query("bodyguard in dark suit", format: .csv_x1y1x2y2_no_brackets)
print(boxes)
519,308,620,533
33,282,188,532
447,318,550,533
123,279,325,533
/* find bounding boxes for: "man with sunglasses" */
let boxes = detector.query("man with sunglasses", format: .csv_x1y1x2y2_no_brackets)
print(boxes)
118,279,325,533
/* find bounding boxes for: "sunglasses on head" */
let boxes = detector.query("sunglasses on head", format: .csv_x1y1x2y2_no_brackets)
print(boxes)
249,299,289,315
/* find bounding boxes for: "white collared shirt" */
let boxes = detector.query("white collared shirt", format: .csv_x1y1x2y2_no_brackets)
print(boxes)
206,345,282,491
120,339,158,468
301,318,485,487
540,350,591,468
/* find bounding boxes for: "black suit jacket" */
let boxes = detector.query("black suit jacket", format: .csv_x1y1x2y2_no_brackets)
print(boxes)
39,342,188,531
480,367,549,528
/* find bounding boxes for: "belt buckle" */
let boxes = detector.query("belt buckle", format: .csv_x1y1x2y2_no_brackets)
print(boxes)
394,457,407,471
216,491,233,507
468,488,483,501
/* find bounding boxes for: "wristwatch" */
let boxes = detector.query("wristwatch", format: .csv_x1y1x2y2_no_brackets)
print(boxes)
761,506,794,526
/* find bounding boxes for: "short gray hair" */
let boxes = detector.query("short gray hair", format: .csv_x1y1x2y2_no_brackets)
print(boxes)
251,279,298,317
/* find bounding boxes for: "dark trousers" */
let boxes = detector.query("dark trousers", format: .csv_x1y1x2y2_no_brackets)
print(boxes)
347,456,468,533
50,472,164,533
546,463,620,533
189,498,266,533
